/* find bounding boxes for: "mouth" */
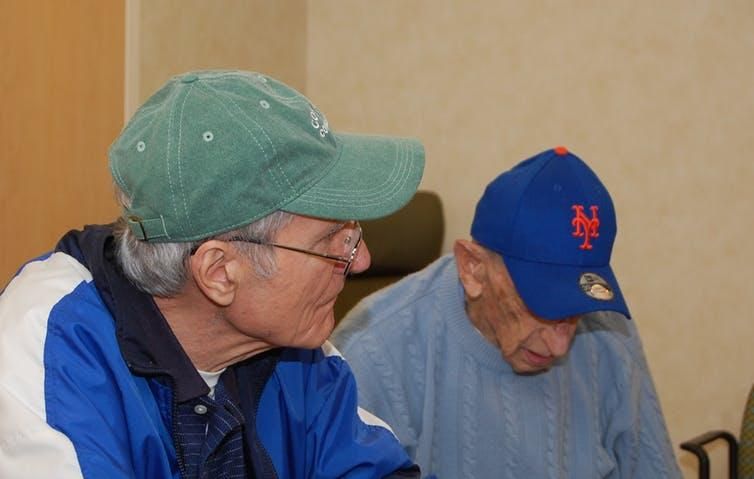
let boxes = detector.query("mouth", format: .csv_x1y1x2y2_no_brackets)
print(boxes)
523,349,554,368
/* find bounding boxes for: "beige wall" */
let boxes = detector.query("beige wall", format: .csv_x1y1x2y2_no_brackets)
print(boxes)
0,0,124,284
126,0,307,116
127,2,754,477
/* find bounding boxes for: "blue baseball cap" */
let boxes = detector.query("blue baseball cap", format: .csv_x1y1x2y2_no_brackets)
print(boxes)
470,146,630,320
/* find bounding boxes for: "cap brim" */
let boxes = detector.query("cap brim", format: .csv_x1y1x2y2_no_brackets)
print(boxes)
501,255,631,320
282,132,425,220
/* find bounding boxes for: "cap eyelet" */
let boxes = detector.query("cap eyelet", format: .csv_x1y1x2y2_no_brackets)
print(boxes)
202,131,214,142
259,100,270,109
136,141,146,152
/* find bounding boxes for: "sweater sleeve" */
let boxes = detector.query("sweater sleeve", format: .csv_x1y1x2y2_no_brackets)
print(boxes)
599,315,682,479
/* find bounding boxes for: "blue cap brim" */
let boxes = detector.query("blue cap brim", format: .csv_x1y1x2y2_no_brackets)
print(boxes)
501,254,631,320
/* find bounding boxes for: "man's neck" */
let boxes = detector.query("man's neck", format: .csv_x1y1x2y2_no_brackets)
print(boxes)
465,298,499,348
154,293,270,372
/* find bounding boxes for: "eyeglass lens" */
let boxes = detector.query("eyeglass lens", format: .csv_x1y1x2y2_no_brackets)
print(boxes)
331,222,361,275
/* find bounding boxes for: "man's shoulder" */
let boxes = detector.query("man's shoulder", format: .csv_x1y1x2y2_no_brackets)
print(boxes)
579,311,641,343
573,310,649,369
1,238,120,380
2,251,99,324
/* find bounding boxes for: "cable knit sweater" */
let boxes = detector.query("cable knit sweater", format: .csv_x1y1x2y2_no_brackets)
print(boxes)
332,255,681,478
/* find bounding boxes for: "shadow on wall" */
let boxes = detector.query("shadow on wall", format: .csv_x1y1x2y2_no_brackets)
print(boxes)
334,191,445,322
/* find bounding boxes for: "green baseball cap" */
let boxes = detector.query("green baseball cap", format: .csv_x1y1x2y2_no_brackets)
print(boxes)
109,70,425,242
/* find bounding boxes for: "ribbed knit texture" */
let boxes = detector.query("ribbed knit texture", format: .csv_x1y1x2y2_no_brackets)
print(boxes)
332,255,682,478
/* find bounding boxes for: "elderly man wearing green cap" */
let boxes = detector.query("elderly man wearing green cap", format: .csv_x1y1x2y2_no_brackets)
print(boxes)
0,71,425,478
333,147,681,478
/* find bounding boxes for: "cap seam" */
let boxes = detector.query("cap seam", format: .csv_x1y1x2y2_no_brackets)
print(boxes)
205,80,317,198
165,85,183,237
202,80,301,202
508,152,555,249
176,81,196,235
201,81,276,160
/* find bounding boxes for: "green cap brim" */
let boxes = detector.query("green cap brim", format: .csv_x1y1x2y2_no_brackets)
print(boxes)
282,132,425,221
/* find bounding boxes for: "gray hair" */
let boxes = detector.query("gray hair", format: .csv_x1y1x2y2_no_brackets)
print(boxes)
113,189,294,297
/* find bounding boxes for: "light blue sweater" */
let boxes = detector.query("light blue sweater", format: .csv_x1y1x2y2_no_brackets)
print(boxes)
332,255,681,478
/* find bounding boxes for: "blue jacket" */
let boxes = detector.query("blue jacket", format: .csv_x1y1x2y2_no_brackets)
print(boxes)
0,226,419,479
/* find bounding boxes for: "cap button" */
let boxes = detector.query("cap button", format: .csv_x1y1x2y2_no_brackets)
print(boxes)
181,74,199,83
554,146,569,156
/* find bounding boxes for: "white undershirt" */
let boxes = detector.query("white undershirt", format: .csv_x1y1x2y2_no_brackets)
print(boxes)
197,368,225,399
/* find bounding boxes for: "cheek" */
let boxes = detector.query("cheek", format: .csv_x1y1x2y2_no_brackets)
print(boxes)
496,322,531,359
483,297,530,357
285,267,342,324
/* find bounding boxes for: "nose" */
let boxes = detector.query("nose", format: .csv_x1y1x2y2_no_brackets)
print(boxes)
541,321,575,358
349,239,371,274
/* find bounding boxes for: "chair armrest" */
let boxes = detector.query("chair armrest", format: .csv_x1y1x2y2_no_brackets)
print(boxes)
680,430,738,479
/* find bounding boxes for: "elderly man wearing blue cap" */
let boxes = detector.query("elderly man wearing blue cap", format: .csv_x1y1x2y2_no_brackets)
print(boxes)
0,71,427,478
332,146,682,478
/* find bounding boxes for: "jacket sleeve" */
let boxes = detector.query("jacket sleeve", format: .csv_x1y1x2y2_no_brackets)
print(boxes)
0,254,91,479
258,342,421,479
0,253,179,479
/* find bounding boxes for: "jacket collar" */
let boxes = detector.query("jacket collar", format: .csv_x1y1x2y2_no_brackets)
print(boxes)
57,225,209,402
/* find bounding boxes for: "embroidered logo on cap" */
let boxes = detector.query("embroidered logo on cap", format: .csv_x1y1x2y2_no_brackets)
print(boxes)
309,108,329,138
571,205,600,250
579,273,614,300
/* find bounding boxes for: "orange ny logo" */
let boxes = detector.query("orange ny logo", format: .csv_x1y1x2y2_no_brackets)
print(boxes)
571,205,600,250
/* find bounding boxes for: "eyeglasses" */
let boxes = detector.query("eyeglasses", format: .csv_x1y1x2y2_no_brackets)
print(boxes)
224,221,362,276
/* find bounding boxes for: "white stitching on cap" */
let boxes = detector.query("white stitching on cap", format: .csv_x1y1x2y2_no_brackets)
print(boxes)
211,85,296,192
171,83,192,235
201,82,292,195
303,139,406,198
204,82,273,159
165,89,182,235
302,139,409,200
176,83,197,234
296,140,415,207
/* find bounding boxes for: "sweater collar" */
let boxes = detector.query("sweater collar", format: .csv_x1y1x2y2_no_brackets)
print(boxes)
443,256,515,373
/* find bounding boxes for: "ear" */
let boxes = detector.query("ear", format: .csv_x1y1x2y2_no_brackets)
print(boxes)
189,241,243,307
453,240,489,300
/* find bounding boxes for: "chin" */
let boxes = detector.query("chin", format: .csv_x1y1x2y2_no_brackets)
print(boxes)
509,357,551,375
513,365,551,376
